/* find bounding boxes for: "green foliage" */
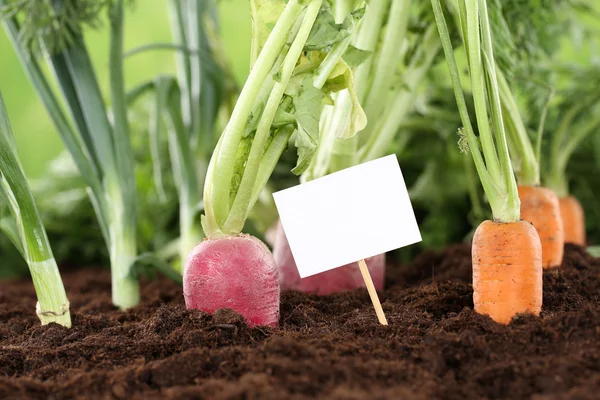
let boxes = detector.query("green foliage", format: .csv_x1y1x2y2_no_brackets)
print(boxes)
290,77,324,174
0,0,114,54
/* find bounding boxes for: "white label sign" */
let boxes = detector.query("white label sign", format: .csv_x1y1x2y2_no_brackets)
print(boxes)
273,154,422,278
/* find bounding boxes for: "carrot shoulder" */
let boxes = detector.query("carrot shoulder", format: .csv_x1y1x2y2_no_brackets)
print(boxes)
559,195,586,246
472,220,543,324
518,186,564,268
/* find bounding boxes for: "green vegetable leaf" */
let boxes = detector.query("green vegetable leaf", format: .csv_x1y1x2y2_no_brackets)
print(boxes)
272,107,296,128
323,60,367,139
343,45,371,68
0,185,24,258
305,4,352,51
291,76,325,175
250,0,286,65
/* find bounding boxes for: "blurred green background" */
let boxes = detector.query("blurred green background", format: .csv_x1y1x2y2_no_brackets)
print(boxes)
0,0,251,178
1,1,596,178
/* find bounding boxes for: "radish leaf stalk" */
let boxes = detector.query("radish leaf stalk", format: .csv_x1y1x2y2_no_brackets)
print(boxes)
202,0,366,238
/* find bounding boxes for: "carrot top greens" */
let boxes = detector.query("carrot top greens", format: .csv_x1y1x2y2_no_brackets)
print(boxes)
432,0,520,223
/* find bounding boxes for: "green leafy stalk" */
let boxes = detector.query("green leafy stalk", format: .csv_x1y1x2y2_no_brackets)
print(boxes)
161,76,203,272
222,0,324,234
108,0,139,308
1,0,140,309
203,0,367,238
546,108,600,197
362,0,411,121
205,0,307,233
545,67,600,197
432,0,520,223
0,93,71,327
359,24,441,163
497,68,539,186
165,0,234,262
302,0,442,180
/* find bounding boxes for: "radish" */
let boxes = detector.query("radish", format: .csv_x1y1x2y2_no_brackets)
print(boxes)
184,235,279,326
183,1,368,326
273,220,385,294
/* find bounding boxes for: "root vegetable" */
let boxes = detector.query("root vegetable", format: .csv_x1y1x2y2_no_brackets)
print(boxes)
183,234,279,327
472,220,543,324
518,186,564,268
273,221,384,294
559,195,586,246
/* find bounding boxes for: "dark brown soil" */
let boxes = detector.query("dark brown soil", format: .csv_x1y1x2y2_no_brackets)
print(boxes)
1,244,599,400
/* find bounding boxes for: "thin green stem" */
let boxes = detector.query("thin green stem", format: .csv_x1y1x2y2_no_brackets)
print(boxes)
1,15,107,234
535,90,554,168
0,94,71,327
223,0,323,234
165,82,203,267
432,0,519,222
122,43,204,58
497,71,539,186
313,36,353,89
168,0,193,136
333,0,352,21
559,111,600,172
465,0,502,187
205,0,305,232
464,155,485,220
359,25,440,162
249,126,295,209
353,0,390,100
109,0,136,216
477,0,519,219
363,0,411,121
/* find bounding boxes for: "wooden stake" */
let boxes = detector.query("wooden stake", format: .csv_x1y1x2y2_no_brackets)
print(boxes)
357,259,388,325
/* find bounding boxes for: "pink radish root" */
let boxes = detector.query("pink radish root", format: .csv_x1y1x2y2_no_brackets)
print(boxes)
271,221,385,295
183,234,280,327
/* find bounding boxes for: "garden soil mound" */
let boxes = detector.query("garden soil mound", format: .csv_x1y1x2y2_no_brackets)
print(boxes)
1,244,599,399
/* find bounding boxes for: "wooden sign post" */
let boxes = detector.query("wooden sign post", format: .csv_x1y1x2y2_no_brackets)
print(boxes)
273,155,421,325
357,259,388,325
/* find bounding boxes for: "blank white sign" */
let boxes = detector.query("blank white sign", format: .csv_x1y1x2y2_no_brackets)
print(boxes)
273,154,422,278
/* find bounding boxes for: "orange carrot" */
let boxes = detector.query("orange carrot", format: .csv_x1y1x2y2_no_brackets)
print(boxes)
559,195,586,246
472,220,543,324
433,1,543,324
518,186,564,268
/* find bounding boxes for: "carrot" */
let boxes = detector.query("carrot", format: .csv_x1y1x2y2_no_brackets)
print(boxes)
432,0,543,324
472,220,543,324
559,195,586,246
518,186,564,268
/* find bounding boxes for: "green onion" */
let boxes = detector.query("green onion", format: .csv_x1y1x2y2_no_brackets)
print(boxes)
1,0,140,309
0,93,71,327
